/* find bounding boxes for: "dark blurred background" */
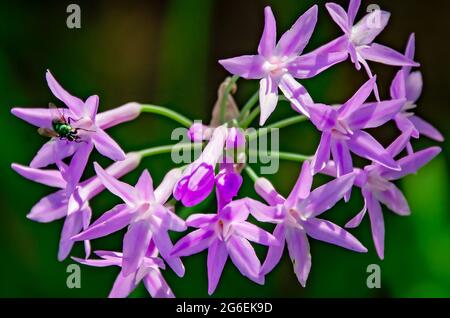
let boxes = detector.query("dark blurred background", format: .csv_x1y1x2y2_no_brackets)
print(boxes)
0,0,449,297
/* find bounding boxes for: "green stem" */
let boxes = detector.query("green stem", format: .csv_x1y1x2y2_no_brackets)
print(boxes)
248,150,311,162
140,104,193,128
238,91,259,122
247,115,308,141
244,165,259,182
220,75,240,124
240,105,260,128
137,142,203,158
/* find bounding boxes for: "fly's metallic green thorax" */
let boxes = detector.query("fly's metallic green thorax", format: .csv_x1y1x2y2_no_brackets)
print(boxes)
52,120,73,137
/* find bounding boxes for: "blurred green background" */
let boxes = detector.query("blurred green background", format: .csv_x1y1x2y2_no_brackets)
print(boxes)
0,0,449,297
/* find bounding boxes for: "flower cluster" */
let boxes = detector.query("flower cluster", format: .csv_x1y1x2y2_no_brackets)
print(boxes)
12,1,442,297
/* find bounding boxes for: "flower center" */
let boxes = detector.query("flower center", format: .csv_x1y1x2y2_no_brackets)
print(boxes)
367,172,391,192
216,219,233,241
263,56,288,77
331,119,353,140
401,101,417,116
286,208,305,230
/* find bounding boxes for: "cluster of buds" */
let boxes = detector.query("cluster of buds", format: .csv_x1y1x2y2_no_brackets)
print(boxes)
12,1,442,297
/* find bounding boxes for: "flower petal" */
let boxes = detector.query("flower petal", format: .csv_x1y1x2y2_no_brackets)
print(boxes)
348,130,400,170
345,198,367,228
285,161,313,207
122,220,152,276
154,168,182,204
227,236,263,284
171,228,216,257
364,189,385,259
402,33,416,76
233,221,278,246
390,70,406,99
135,169,155,202
186,213,217,228
287,38,348,79
92,128,126,161
375,184,410,216
72,204,134,241
258,6,277,58
150,223,185,277
11,163,66,188
259,76,279,125
409,115,444,142
347,0,361,26
346,99,405,130
339,76,376,118
218,55,265,79
244,198,285,223
30,139,78,168
303,218,367,252
254,178,285,206
27,190,67,223
220,199,250,223
72,256,121,267
276,5,318,56
299,173,355,218
405,71,423,103
83,95,99,120
94,162,138,206
308,103,338,131
351,10,390,46
278,73,313,116
359,43,419,67
11,107,67,128
96,102,142,130
143,269,175,298
66,141,94,191
311,132,332,174
382,147,441,180
109,270,138,298
153,204,187,232
207,239,228,295
46,70,84,117
58,210,84,261
325,2,350,33
260,223,285,275
285,227,311,287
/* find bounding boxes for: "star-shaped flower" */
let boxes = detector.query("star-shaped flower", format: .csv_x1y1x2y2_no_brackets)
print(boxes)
246,161,367,286
325,0,419,98
11,153,141,260
390,34,444,146
73,244,174,298
308,77,404,184
219,6,347,125
73,164,186,277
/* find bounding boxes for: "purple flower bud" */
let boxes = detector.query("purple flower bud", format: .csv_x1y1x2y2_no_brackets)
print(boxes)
174,125,228,207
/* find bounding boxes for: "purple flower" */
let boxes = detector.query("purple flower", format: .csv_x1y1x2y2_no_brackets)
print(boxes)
11,153,141,260
325,0,419,98
174,125,228,206
308,77,404,185
73,164,186,277
390,34,444,144
73,244,174,298
246,161,367,286
171,192,277,294
323,131,441,259
219,6,347,125
11,70,135,176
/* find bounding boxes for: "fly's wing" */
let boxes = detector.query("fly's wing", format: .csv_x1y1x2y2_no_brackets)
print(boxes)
48,102,67,123
38,127,59,138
